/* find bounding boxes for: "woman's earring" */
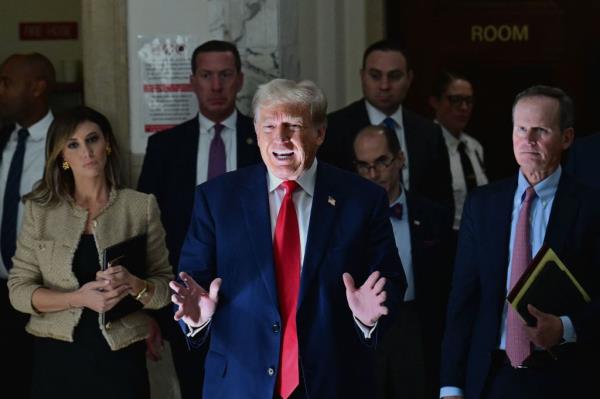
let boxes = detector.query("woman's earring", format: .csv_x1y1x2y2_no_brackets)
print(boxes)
62,161,70,170
106,145,112,156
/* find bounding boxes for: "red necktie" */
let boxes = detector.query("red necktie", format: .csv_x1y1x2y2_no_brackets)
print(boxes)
273,180,300,398
506,186,536,367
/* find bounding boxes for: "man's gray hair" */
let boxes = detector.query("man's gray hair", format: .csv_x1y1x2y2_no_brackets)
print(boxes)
512,85,574,131
252,79,328,128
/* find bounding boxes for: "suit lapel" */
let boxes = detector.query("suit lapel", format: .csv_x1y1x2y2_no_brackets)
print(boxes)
0,124,15,164
544,175,578,254
406,192,422,254
356,100,372,127
182,116,200,190
240,165,279,305
235,112,258,167
488,179,518,287
298,163,337,308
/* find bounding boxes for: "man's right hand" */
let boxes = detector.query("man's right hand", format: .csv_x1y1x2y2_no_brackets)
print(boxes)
170,272,221,328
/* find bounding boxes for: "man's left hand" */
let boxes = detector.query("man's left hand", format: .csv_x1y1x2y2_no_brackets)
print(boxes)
343,271,388,327
524,304,563,349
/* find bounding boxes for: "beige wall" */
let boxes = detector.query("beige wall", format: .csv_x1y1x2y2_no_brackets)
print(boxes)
0,0,82,81
298,0,385,112
1,0,386,184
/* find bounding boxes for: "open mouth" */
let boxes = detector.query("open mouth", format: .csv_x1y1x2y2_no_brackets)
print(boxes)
273,151,294,160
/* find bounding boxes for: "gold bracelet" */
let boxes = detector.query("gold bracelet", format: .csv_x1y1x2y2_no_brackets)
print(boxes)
134,280,149,301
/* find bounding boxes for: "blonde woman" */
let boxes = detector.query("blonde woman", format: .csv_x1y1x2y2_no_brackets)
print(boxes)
8,106,172,398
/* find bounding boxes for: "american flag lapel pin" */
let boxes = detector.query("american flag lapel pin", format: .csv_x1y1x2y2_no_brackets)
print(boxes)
328,196,336,206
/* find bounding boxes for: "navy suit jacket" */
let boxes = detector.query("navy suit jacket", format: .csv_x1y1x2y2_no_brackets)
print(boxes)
0,123,15,163
179,162,406,398
406,192,453,366
440,172,600,398
137,113,261,268
320,99,454,211
565,132,600,189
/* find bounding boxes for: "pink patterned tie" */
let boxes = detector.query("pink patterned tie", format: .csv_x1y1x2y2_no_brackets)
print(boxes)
506,186,536,367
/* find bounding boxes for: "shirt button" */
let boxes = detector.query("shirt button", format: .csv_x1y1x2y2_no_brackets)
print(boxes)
272,322,280,333
267,367,275,376
93,220,98,228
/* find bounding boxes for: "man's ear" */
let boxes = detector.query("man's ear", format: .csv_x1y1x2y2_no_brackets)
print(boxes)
235,71,245,93
316,125,326,145
562,127,575,150
406,70,414,88
396,150,406,168
31,79,48,98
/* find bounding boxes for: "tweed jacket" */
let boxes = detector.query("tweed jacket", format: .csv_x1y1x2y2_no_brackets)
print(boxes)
8,188,173,350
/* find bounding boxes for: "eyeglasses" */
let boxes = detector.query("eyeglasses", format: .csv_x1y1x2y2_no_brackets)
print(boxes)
354,155,396,174
446,95,474,106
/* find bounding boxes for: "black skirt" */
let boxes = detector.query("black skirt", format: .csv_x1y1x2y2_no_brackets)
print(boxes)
31,235,149,399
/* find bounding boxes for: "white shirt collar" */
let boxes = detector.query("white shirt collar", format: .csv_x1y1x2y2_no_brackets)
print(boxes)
267,159,318,197
197,109,238,131
364,100,404,131
435,119,465,149
390,186,407,208
15,110,53,142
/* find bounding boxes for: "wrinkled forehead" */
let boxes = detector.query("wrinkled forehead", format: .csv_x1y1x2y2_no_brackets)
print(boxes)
255,102,311,123
513,96,561,126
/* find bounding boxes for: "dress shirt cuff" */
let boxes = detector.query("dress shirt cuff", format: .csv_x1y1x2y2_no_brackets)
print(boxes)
440,386,463,398
353,315,377,339
560,316,577,343
186,318,211,338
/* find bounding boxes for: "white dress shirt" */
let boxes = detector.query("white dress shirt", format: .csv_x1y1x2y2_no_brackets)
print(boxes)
365,101,410,190
195,110,238,185
189,159,375,338
0,111,53,278
267,159,318,267
439,124,488,230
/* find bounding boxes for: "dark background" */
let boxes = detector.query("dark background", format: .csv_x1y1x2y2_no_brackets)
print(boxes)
386,0,600,180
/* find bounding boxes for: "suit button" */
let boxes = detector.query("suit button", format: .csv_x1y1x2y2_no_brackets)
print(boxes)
267,367,275,376
272,322,280,333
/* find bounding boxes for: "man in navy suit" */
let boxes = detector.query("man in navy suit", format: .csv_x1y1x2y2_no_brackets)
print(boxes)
0,53,55,399
353,125,453,399
440,86,600,399
565,131,600,189
170,79,406,398
319,40,453,211
138,40,261,398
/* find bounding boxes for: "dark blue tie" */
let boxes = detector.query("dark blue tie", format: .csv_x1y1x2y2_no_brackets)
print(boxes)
389,203,403,220
382,117,396,133
1,128,29,269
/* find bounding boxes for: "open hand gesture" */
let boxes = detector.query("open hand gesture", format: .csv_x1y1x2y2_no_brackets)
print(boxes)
343,271,388,326
170,272,221,328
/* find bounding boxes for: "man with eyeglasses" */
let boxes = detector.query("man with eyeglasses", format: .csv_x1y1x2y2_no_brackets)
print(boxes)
353,125,453,399
429,71,488,247
321,40,453,213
